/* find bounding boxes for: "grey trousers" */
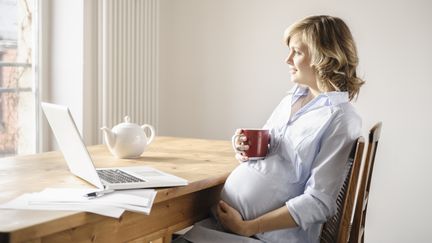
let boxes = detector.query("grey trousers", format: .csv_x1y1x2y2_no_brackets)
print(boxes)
172,218,262,243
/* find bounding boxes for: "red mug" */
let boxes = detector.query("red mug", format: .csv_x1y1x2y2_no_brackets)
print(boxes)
232,129,270,160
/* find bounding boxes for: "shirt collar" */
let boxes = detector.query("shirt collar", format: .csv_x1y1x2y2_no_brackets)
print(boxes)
288,84,349,106
287,84,306,97
318,91,349,106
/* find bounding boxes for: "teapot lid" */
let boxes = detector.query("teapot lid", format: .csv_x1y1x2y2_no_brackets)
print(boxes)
114,115,140,129
124,116,131,123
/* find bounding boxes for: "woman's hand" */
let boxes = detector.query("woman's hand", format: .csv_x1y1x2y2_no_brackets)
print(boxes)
232,129,250,163
216,200,258,237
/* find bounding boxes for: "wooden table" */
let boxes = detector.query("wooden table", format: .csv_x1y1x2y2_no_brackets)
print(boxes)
0,137,238,243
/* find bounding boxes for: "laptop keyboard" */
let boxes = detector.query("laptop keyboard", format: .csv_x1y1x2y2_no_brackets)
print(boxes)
97,169,145,184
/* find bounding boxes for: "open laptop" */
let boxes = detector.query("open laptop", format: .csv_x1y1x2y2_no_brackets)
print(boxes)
41,102,188,190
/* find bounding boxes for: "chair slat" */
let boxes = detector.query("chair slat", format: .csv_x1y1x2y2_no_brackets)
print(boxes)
350,122,382,243
320,137,365,243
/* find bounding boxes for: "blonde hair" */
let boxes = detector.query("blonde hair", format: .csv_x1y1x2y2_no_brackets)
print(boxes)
284,15,364,100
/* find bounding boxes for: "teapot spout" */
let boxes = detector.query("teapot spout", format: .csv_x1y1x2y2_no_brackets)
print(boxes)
101,126,116,150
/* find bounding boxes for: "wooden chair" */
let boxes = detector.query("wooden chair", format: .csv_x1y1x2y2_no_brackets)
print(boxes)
350,122,382,243
320,137,365,243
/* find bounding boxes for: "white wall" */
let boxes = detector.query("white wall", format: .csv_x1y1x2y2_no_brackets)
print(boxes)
49,0,84,131
159,0,432,242
43,0,98,150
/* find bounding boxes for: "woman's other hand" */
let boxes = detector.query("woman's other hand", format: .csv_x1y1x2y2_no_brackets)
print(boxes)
232,129,249,163
216,200,258,237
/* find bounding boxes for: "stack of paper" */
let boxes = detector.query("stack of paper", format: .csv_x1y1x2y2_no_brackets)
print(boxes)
0,188,157,218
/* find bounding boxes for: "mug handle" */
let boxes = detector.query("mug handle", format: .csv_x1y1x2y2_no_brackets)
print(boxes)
231,129,245,152
141,124,155,145
232,134,241,152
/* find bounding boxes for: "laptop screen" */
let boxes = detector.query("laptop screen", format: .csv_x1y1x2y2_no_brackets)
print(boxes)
41,102,104,189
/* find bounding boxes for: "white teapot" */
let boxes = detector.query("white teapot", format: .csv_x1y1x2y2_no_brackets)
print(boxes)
101,116,155,159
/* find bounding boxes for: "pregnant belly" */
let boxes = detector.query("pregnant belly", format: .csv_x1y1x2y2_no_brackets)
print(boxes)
221,163,294,221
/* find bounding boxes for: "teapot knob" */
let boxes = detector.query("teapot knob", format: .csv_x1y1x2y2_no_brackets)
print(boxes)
124,115,130,123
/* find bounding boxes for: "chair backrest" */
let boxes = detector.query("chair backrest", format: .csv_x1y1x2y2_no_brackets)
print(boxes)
350,122,382,243
320,137,365,243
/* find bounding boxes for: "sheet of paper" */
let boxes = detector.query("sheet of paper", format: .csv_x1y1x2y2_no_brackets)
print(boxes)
0,188,158,218
0,193,124,218
33,188,153,207
29,200,152,215
29,188,157,215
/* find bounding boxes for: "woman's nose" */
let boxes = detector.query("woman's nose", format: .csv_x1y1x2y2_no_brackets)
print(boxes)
285,55,293,65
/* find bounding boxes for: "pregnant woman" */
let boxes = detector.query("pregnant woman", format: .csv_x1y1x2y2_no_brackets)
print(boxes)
179,15,364,243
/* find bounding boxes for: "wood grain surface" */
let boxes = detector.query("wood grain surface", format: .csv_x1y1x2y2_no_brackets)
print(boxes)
0,136,238,243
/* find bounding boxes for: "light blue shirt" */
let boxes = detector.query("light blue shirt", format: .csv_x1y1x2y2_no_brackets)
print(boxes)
220,85,362,243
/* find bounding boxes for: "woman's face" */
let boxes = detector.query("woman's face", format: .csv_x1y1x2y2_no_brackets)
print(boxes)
285,34,317,89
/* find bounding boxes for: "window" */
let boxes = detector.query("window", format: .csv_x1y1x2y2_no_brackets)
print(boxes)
0,0,37,157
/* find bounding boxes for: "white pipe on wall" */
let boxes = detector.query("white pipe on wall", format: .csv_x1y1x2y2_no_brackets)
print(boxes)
100,0,159,135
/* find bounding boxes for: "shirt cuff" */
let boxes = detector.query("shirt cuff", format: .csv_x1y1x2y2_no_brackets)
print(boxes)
286,188,334,230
